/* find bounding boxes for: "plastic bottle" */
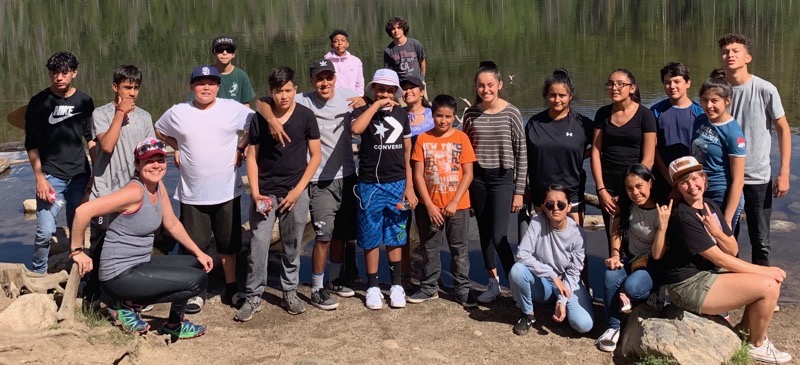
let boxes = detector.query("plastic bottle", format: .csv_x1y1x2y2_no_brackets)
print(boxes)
49,191,65,207
256,194,278,214
395,200,412,210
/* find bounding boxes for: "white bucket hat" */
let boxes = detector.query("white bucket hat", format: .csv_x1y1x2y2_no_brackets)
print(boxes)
365,68,403,99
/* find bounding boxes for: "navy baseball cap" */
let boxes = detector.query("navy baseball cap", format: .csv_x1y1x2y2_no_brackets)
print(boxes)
190,65,221,83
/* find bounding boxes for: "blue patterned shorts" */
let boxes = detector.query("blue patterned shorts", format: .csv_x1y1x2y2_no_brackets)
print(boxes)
355,180,408,249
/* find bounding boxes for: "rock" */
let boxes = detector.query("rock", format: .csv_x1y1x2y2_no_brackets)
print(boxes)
0,141,25,152
583,215,605,231
0,157,8,175
382,339,400,349
417,349,446,360
771,220,797,233
619,305,741,365
0,293,58,332
473,330,483,336
584,193,600,209
786,201,800,215
23,199,36,214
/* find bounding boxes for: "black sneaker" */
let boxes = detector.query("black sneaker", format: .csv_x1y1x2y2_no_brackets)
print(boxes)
456,292,478,308
325,278,355,298
407,290,438,304
513,315,535,335
310,288,339,310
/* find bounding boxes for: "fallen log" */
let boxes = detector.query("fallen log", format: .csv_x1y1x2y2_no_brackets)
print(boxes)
0,263,68,298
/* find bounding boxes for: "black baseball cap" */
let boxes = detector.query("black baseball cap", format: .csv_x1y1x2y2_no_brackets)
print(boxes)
309,59,336,78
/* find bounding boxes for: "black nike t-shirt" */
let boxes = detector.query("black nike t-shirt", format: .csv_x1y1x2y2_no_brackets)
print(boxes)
248,104,321,198
352,105,411,183
24,88,94,179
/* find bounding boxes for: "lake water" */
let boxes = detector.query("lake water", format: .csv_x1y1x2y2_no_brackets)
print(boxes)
1,0,799,303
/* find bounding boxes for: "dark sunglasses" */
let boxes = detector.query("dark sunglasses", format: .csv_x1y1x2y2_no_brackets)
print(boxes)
544,201,568,211
214,46,235,54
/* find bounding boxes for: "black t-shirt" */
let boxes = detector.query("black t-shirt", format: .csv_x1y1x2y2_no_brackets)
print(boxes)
248,104,320,197
24,88,94,179
526,109,594,205
662,198,733,284
594,104,657,194
353,105,411,183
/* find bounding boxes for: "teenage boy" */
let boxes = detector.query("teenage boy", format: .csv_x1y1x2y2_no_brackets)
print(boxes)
25,52,94,274
719,33,791,266
235,66,321,321
82,65,155,301
324,30,364,96
255,59,366,311
351,69,416,310
155,65,254,313
383,17,427,81
189,36,256,106
650,62,704,201
407,94,477,307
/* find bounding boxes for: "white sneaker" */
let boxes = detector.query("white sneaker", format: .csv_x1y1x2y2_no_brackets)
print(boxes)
477,279,501,303
389,285,406,308
596,328,620,352
365,287,384,310
140,304,155,313
774,304,780,312
748,338,792,364
185,296,204,314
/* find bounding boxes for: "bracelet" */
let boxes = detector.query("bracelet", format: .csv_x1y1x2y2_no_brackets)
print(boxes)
597,187,607,193
69,247,84,257
115,108,125,113
237,146,246,153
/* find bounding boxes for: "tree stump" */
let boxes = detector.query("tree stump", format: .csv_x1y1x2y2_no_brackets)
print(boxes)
0,263,68,298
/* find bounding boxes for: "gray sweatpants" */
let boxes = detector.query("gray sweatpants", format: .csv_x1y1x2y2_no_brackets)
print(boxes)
245,191,310,297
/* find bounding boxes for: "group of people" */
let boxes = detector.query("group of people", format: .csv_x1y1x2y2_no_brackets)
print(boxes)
21,14,792,363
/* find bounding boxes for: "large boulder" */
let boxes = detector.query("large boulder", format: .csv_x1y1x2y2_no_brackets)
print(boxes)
619,305,741,365
0,293,57,332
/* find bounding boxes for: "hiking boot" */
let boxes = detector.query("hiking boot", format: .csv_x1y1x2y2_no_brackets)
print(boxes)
365,286,384,310
513,315,535,335
160,319,207,340
222,292,247,308
233,297,262,322
185,296,203,314
325,278,355,298
406,290,438,304
456,292,478,308
311,288,339,311
389,285,406,308
477,279,500,304
110,300,150,334
596,328,620,352
281,290,306,315
748,338,793,364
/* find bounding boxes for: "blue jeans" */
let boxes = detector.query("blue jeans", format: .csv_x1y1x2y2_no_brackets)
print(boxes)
32,173,89,273
509,262,594,333
603,258,659,328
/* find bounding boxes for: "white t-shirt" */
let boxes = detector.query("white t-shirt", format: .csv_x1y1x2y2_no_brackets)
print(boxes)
155,99,254,204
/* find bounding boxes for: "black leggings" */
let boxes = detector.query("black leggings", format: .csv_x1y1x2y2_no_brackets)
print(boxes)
470,167,516,277
102,255,207,323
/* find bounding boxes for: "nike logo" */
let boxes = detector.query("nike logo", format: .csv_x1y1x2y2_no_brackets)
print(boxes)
48,105,81,125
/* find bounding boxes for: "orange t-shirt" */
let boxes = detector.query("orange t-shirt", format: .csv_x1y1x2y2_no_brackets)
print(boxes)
411,129,477,210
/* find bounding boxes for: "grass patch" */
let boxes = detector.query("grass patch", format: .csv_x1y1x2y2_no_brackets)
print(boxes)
725,341,752,365
634,355,678,365
79,305,109,329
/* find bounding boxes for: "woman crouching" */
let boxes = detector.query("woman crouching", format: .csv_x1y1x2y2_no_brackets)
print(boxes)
509,184,594,335
70,138,213,340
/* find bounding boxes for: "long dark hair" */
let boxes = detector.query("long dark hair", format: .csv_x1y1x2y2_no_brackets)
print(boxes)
473,60,502,106
616,164,655,236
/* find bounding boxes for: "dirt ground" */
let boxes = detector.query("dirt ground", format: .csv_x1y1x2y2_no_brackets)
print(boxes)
1,283,799,365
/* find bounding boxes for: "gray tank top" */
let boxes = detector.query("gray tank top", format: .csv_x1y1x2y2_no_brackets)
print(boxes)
99,178,163,281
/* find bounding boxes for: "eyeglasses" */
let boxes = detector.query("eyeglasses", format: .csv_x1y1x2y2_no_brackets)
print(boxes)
605,81,632,89
544,201,568,211
135,140,166,158
214,46,235,54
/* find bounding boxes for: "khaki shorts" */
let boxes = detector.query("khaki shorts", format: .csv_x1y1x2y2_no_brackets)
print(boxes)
668,271,719,314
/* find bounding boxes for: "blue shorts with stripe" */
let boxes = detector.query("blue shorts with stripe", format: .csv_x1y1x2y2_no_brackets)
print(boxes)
355,180,408,249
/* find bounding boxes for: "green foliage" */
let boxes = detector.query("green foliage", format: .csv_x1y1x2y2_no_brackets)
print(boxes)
634,355,678,365
725,341,753,365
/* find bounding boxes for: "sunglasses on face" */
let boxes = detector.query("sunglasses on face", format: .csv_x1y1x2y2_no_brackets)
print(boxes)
544,201,568,211
214,47,235,54
136,140,166,157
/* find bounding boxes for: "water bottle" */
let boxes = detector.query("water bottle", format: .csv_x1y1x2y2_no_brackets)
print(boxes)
49,191,65,207
395,200,412,210
256,194,277,214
